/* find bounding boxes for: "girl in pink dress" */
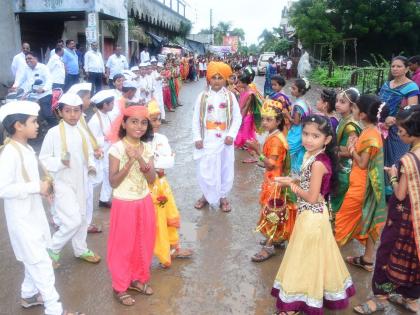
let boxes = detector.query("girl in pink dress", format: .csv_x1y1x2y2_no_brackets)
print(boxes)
234,70,257,162
107,105,156,306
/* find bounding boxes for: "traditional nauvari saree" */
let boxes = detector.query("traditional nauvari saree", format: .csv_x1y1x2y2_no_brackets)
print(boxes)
330,115,361,213
371,152,420,298
335,126,386,246
256,132,297,242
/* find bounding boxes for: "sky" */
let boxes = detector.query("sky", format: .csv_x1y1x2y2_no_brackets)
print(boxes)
185,0,288,46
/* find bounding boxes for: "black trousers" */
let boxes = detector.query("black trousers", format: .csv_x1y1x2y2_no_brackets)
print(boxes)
39,94,57,128
87,72,103,94
64,73,80,92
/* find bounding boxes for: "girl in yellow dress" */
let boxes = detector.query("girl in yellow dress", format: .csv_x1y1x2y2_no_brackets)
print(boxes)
272,115,355,315
147,100,192,267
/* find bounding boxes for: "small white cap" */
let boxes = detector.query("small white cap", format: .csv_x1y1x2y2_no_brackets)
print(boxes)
68,82,92,94
157,62,163,67
130,66,139,71
58,92,83,106
91,90,115,104
150,56,157,63
122,80,137,89
122,70,137,80
0,101,40,123
139,62,148,68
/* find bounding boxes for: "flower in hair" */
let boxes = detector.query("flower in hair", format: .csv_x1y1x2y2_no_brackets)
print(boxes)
302,77,310,89
377,102,386,120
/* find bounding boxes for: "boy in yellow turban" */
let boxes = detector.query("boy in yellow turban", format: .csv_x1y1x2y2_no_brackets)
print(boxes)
192,62,242,212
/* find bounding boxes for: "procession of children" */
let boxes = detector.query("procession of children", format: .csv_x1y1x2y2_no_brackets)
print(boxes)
1,54,420,315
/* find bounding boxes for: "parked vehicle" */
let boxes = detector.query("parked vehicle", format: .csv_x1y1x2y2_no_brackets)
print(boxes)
257,52,275,76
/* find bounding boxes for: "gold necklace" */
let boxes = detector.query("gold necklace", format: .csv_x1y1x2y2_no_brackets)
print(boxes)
123,137,141,147
411,143,420,152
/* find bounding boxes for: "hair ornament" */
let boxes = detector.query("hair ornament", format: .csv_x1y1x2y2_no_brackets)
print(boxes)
302,77,310,89
377,102,386,121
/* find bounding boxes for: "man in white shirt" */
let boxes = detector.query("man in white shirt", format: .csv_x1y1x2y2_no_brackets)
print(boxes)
49,39,64,60
47,46,65,90
84,42,105,94
105,45,128,88
11,42,31,80
140,47,150,64
12,51,56,128
286,58,293,80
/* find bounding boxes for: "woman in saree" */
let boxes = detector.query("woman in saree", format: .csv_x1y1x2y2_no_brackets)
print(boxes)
330,88,362,214
353,105,420,314
264,57,277,97
335,95,386,273
379,56,419,196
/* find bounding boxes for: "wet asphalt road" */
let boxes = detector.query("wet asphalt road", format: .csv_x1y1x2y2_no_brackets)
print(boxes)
0,76,415,315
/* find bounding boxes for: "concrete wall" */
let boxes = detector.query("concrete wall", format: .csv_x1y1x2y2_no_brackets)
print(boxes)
130,0,189,33
0,2,21,97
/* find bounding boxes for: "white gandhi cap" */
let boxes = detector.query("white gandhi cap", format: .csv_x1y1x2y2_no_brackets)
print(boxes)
58,93,83,106
0,101,40,123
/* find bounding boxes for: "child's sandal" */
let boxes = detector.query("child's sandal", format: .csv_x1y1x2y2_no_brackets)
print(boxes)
129,280,153,295
113,291,135,306
345,255,374,272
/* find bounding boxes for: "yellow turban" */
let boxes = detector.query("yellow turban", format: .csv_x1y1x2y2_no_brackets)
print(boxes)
147,99,161,115
206,61,233,81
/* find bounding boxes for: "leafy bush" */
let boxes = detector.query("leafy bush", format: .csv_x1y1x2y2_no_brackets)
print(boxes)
310,66,353,88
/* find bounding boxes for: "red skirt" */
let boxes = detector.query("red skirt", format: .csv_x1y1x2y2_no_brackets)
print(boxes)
107,195,156,292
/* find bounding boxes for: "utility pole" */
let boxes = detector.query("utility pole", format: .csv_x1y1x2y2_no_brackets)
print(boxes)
210,8,213,44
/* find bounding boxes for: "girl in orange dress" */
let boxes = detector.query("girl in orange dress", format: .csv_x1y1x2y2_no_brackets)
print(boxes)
246,99,297,262
335,95,387,272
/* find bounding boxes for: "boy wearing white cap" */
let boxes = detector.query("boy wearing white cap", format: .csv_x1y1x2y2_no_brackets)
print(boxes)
68,83,105,233
0,102,84,315
88,90,115,210
39,92,101,266
135,63,151,104
151,62,166,122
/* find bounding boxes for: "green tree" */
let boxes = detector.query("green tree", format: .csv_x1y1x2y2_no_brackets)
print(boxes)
289,0,420,60
213,21,232,45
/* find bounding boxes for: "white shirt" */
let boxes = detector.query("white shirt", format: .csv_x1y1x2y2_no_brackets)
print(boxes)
199,62,204,71
106,54,128,79
192,87,242,159
47,53,65,84
14,63,52,98
286,60,293,70
11,52,27,78
151,133,174,169
151,70,163,96
84,49,105,73
88,110,112,152
134,75,151,103
140,50,150,63
0,142,52,264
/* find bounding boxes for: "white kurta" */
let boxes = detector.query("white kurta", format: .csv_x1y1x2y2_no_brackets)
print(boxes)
40,121,95,256
134,75,151,103
191,87,242,204
152,70,165,120
151,133,175,170
0,142,62,315
88,110,113,202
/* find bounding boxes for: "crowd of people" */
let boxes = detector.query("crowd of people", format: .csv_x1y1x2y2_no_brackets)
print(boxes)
1,38,420,315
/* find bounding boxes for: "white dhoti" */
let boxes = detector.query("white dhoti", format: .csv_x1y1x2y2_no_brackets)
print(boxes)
154,92,165,120
196,144,234,205
99,153,112,203
22,258,63,315
50,182,89,257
